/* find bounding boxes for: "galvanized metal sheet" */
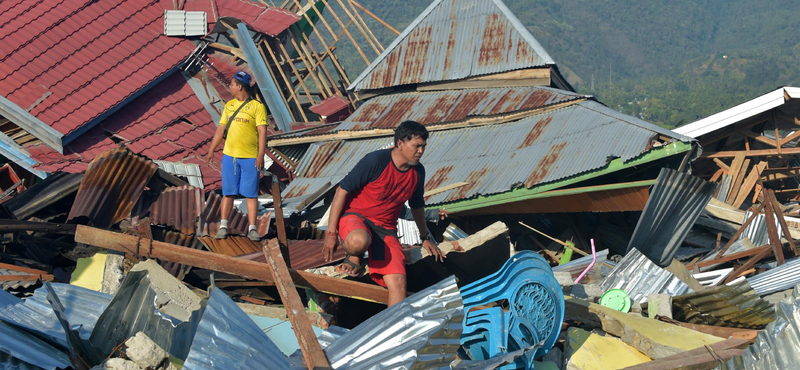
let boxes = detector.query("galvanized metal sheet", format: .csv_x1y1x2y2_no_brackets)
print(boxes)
599,248,694,304
154,160,204,189
281,100,692,213
0,283,111,349
164,10,207,36
0,321,71,370
183,287,290,369
719,284,800,369
336,86,586,131
627,168,718,267
349,0,555,91
324,276,463,369
747,257,800,296
672,281,775,329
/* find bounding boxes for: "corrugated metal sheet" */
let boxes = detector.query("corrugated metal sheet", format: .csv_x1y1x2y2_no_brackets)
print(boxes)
719,284,800,370
324,276,463,369
164,10,207,36
552,249,610,282
154,160,205,189
146,185,204,235
627,168,718,267
88,269,201,362
198,236,262,256
348,0,555,91
281,100,692,212
67,148,158,228
747,257,800,296
200,192,271,236
599,248,694,304
0,284,111,348
0,351,46,370
4,172,83,220
238,239,346,270
183,286,291,369
0,268,38,291
336,86,586,131
742,210,780,247
0,0,196,139
672,281,775,329
0,320,71,370
397,218,423,245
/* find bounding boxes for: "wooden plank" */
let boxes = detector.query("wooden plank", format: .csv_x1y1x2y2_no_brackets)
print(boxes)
687,244,771,269
763,193,785,265
270,175,289,263
780,129,800,145
761,168,800,181
263,239,331,370
727,157,749,203
423,182,468,197
701,147,800,158
0,262,50,276
768,189,799,256
417,77,551,91
317,0,370,64
737,129,779,147
725,152,746,202
349,0,400,35
709,169,724,182
0,274,54,281
74,225,391,304
732,161,767,208
723,245,774,284
712,158,730,173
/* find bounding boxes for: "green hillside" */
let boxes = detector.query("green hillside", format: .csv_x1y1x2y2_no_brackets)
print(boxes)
330,0,800,128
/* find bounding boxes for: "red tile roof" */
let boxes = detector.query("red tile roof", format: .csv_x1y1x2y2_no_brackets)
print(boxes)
183,0,300,36
0,0,196,138
309,96,351,117
27,73,224,189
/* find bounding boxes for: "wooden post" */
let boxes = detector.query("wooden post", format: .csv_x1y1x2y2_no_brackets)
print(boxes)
350,0,400,35
723,245,773,284
763,188,785,265
714,202,766,259
767,189,799,256
263,239,332,370
316,0,371,64
271,174,289,264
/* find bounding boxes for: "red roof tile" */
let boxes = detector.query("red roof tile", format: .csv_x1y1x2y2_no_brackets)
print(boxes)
183,0,300,36
309,96,351,117
0,0,195,137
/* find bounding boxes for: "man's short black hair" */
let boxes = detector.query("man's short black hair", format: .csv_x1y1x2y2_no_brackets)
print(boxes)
394,120,428,147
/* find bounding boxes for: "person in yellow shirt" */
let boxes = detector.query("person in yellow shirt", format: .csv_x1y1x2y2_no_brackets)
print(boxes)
204,71,267,241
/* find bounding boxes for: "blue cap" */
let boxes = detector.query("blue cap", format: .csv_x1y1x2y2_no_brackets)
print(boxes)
234,71,251,85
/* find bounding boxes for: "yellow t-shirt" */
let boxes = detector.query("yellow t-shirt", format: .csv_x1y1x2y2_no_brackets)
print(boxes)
220,98,268,158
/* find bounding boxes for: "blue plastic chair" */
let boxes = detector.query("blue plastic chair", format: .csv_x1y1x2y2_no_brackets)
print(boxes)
460,251,565,369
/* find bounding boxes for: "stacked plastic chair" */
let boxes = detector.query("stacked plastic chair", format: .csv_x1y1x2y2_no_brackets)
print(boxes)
460,251,564,369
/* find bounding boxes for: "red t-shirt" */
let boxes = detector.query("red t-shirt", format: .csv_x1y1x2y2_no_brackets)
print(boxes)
339,149,426,230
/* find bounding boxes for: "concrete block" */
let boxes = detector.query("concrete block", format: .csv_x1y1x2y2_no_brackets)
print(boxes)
101,251,125,295
91,358,142,370
647,294,672,319
124,332,169,370
570,284,603,301
130,259,202,321
554,271,575,287
565,327,650,370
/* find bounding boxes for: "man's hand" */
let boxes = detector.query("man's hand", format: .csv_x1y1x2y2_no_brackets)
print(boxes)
422,239,445,263
256,155,264,171
323,230,339,262
438,208,449,220
204,152,215,166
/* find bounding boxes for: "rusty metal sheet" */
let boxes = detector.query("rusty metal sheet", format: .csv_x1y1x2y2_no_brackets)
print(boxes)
336,86,585,131
145,185,204,235
281,101,692,211
673,282,775,329
238,239,346,270
197,236,262,256
349,0,555,91
151,227,204,280
67,148,158,228
199,192,271,236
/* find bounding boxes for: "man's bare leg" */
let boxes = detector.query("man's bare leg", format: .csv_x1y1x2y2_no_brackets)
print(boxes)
383,274,407,307
338,229,370,276
220,195,235,221
246,197,258,226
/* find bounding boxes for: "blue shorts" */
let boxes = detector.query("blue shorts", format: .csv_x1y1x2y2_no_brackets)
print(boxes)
221,154,259,198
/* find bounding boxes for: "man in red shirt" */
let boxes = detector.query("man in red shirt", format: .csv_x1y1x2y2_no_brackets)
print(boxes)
323,121,444,306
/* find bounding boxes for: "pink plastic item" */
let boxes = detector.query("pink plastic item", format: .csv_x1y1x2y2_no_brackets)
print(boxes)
574,238,597,284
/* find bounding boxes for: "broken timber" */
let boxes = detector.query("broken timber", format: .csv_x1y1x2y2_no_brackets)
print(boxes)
263,239,331,369
74,225,391,304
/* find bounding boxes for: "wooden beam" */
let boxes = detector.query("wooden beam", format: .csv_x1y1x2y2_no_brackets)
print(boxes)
780,129,800,146
74,225,391,304
349,0,400,35
712,158,730,173
271,175,289,263
725,153,746,203
712,202,766,259
417,69,551,91
687,244,771,270
423,182,469,197
723,245,773,284
316,0,371,64
709,169,724,182
263,240,331,369
732,161,767,208
763,191,785,265
767,189,799,256
737,129,779,147
761,168,800,182
701,147,800,158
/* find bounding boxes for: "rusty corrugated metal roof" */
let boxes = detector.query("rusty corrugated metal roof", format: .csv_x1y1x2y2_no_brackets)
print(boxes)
67,148,158,228
348,0,555,91
146,185,204,235
197,236,262,256
151,227,204,280
281,100,692,213
335,86,586,131
238,239,346,270
199,192,271,236
673,282,775,329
